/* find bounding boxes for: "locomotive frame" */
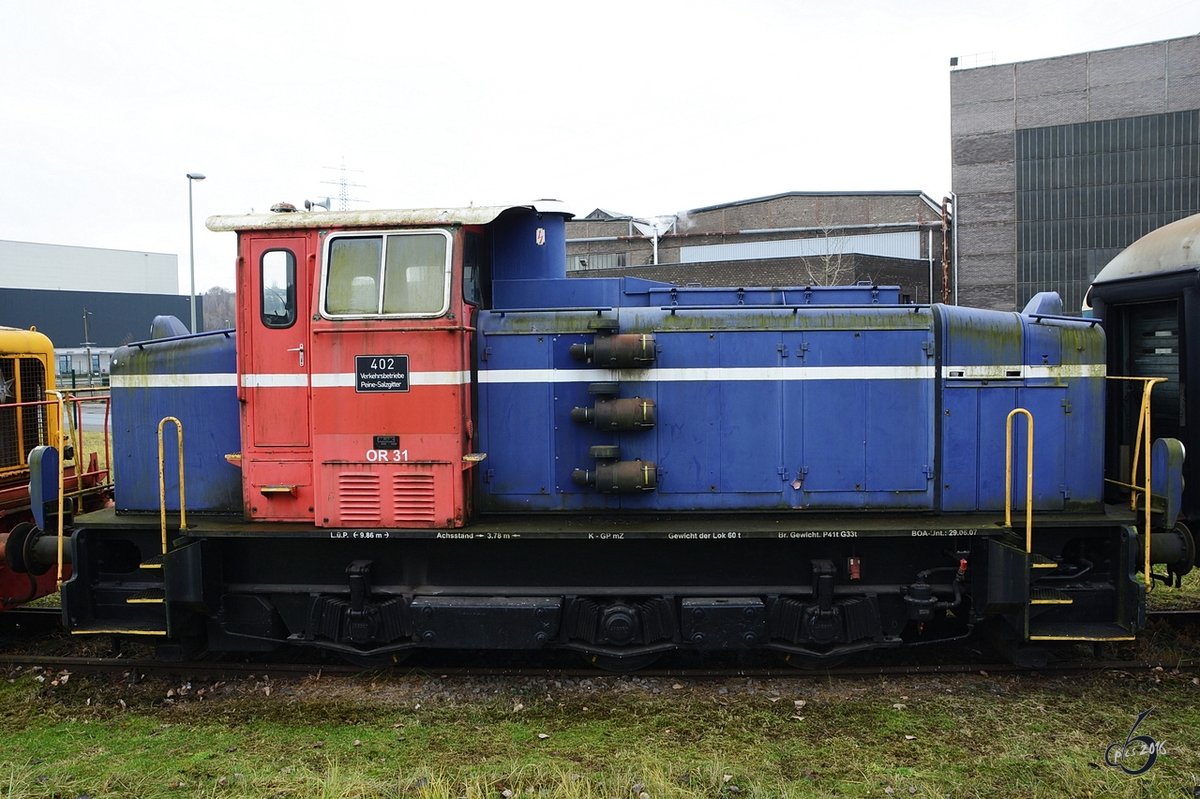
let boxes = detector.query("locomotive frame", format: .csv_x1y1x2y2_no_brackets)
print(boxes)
15,203,1196,667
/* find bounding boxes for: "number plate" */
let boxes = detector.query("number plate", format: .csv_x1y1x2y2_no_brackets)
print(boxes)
355,355,410,392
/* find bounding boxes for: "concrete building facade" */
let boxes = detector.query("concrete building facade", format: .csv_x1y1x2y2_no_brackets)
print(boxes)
951,34,1200,312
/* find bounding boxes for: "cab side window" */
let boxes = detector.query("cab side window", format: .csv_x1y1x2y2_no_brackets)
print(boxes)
462,230,491,309
261,250,297,328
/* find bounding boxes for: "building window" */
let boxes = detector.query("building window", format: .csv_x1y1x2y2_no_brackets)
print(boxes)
569,252,627,271
1016,109,1200,312
58,355,71,375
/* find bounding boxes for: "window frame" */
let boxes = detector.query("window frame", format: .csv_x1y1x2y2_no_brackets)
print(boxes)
259,248,298,329
319,228,454,320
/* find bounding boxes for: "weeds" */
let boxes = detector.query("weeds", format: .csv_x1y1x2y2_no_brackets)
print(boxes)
1,663,1197,798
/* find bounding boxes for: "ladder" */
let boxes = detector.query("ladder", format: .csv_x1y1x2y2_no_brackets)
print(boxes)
68,417,186,637
1004,408,1135,642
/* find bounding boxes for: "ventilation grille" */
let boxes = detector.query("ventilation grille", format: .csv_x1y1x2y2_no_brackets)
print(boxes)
393,472,437,524
337,473,382,524
0,357,49,471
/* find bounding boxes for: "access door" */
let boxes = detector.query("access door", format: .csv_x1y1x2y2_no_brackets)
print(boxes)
239,235,314,520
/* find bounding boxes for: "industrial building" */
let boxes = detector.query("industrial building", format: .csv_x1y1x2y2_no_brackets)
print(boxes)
951,33,1200,312
566,191,951,304
0,239,197,383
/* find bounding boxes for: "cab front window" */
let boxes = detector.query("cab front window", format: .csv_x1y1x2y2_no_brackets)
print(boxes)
324,231,450,317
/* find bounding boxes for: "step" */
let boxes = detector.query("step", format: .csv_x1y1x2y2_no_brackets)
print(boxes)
70,621,168,637
1027,621,1134,642
1029,553,1058,570
1030,587,1073,605
125,588,165,605
140,555,164,570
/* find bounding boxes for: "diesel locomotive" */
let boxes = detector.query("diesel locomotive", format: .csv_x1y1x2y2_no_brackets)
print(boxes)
14,202,1197,666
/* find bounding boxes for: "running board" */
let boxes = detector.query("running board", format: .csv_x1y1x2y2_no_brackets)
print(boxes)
71,624,168,637
1027,621,1134,641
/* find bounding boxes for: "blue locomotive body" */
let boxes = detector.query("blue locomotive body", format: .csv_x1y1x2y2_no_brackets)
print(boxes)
109,329,241,514
34,203,1190,666
476,293,1106,515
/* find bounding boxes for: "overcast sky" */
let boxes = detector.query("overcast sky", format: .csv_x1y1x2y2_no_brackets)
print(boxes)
2,0,1197,295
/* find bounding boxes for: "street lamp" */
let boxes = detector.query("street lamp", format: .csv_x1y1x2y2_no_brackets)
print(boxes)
186,172,207,333
82,309,94,387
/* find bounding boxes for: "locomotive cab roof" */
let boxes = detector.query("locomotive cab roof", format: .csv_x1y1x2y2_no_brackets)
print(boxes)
206,200,574,233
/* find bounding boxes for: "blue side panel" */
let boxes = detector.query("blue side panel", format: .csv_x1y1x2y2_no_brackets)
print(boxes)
492,278,623,310
656,378,721,494
720,377,783,492
476,303,938,513
939,385,982,510
477,333,555,499
865,376,931,492
936,303,1105,512
110,331,241,514
802,378,866,493
649,332,721,496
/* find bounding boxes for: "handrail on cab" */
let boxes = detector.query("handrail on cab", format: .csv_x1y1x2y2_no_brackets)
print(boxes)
1104,376,1166,593
157,416,187,557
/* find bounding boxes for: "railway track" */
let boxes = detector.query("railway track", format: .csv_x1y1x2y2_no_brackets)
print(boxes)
0,653,1190,680
0,606,62,635
0,607,1195,681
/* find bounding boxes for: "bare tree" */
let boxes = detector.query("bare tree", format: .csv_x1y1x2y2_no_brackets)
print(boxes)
800,223,855,286
202,286,237,331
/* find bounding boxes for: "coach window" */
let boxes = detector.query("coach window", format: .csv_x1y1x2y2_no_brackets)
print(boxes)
324,231,450,317
260,250,297,328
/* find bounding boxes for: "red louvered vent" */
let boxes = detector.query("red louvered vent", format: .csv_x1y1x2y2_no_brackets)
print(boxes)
338,472,382,525
393,471,437,524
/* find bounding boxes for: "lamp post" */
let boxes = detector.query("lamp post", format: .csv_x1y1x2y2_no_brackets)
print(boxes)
82,309,94,387
186,172,207,333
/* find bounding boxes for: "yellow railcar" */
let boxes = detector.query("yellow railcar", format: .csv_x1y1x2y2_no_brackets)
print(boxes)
0,325,58,490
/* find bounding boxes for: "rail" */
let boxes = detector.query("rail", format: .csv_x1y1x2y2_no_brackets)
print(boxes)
1004,408,1035,553
157,417,187,557
1103,376,1166,593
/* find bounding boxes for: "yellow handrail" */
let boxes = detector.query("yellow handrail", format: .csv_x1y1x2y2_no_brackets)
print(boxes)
46,391,67,589
1005,408,1034,553
1104,376,1165,593
68,391,113,498
157,417,187,557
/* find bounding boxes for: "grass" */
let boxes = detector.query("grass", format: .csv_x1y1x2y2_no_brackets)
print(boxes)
11,410,1200,797
1147,564,1200,611
0,663,1198,798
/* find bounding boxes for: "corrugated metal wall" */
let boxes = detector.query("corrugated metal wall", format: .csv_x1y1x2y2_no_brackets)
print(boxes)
0,239,178,294
680,231,921,264
0,288,196,347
